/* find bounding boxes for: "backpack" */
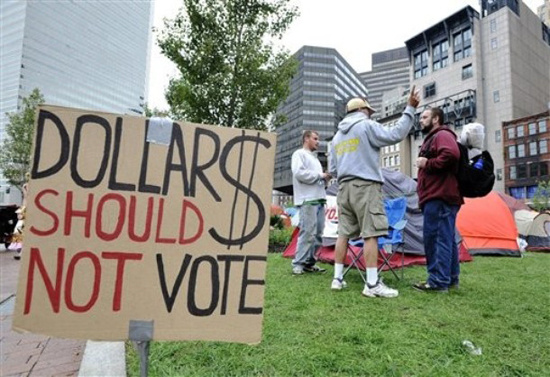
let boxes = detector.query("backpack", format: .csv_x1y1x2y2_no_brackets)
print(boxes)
422,135,495,198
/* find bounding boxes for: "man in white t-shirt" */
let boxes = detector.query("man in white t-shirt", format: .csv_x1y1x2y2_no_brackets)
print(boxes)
291,130,331,275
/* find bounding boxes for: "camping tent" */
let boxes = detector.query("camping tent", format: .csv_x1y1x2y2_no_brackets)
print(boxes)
284,168,473,269
514,210,550,251
323,169,425,255
496,192,531,214
456,192,521,256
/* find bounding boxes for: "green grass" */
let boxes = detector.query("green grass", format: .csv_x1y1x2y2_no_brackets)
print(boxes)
126,253,550,376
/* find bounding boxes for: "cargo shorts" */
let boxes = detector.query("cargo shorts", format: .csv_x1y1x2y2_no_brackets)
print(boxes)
337,179,388,239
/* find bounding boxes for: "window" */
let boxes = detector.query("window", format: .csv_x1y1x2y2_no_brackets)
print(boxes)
508,145,516,159
510,166,517,179
518,144,525,158
539,120,547,133
395,155,400,165
493,90,500,103
507,127,515,139
414,50,428,78
530,141,537,155
517,164,527,179
491,38,498,49
395,143,400,152
453,28,472,62
530,163,538,177
540,140,548,154
517,125,524,137
541,162,549,176
384,157,388,167
495,130,501,142
389,156,394,166
424,83,436,98
528,122,537,135
497,168,503,181
490,19,497,33
432,40,449,71
462,64,473,80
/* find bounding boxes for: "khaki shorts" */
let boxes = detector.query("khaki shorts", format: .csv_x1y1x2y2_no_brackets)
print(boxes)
337,179,388,239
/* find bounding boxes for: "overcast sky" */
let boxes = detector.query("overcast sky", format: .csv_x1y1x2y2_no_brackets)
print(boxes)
147,0,543,110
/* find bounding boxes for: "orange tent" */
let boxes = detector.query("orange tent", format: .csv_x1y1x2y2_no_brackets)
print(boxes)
456,191,520,256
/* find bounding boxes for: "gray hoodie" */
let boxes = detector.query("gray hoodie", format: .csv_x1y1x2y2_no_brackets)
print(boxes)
329,105,415,183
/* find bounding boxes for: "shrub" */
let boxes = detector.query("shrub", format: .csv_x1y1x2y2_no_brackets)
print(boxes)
268,227,293,253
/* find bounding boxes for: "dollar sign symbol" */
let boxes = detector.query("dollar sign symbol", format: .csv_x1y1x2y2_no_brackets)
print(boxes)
208,131,271,248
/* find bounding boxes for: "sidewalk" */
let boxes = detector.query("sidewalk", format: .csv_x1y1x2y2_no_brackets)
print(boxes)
0,249,125,377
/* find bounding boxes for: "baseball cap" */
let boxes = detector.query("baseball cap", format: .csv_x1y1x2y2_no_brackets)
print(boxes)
346,98,376,114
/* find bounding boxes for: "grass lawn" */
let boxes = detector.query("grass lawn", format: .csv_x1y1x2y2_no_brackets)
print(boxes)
126,252,550,376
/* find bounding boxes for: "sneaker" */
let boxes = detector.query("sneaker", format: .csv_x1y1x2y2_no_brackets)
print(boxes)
331,278,348,290
292,267,304,275
413,281,448,293
362,280,399,298
303,265,327,274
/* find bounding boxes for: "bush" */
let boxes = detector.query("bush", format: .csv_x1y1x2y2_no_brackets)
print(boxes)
268,227,293,253
270,215,284,229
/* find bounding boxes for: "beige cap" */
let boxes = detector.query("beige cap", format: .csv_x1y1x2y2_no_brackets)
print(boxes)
346,98,376,114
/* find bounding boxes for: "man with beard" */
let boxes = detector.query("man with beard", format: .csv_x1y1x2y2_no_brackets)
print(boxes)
414,107,463,293
328,87,419,298
291,130,331,275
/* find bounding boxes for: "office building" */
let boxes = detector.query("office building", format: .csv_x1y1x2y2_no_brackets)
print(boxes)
273,46,369,194
378,87,413,176
0,1,153,202
359,47,410,119
405,0,550,192
503,110,550,199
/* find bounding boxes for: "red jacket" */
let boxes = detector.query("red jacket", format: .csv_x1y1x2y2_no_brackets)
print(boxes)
417,127,464,209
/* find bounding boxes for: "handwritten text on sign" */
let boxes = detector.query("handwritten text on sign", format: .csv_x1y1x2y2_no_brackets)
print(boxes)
13,106,276,343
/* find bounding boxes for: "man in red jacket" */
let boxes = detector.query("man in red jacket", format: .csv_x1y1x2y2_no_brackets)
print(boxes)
414,107,464,293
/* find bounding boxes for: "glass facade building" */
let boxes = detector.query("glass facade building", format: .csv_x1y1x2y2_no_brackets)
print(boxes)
273,46,369,194
0,0,152,201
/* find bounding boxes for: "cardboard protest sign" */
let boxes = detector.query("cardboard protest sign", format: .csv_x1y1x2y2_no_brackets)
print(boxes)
13,105,276,343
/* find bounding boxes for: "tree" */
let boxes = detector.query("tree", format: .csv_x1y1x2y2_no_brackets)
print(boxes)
157,0,299,130
531,179,550,212
143,103,170,118
0,88,44,193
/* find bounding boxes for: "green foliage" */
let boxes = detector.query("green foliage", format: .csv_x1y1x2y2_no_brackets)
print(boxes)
127,254,550,376
270,214,284,229
268,226,293,248
142,103,170,118
156,0,299,130
0,88,44,192
531,179,550,212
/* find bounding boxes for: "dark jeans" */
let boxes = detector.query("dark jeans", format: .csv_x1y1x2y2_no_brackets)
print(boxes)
423,199,460,288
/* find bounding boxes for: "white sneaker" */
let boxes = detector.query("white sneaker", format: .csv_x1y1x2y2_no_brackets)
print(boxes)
362,280,399,298
292,267,304,275
331,278,348,290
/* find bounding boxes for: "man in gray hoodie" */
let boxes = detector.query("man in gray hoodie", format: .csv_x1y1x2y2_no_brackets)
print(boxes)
328,87,420,298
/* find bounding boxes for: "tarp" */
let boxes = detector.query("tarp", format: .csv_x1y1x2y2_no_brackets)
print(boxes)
514,209,550,251
456,192,521,256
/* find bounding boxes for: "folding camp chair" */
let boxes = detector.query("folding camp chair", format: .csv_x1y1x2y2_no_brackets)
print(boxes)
342,196,407,281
